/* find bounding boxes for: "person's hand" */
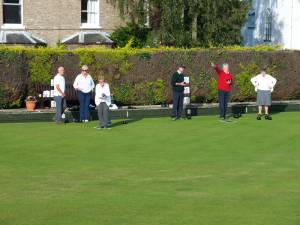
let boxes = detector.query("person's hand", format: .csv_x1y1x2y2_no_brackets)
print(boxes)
211,62,217,68
62,93,66,98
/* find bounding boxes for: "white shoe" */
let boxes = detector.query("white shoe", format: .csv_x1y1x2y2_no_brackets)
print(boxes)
84,120,89,123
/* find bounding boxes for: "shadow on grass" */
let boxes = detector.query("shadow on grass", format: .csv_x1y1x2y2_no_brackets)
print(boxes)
110,119,143,128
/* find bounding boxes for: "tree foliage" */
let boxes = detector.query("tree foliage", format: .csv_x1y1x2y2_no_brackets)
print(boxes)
109,0,250,47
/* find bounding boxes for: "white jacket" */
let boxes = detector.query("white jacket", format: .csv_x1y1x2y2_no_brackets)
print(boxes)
73,74,95,93
251,74,277,92
95,83,111,106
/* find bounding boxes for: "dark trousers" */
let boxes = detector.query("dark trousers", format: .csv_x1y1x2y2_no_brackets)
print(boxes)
78,91,92,121
218,90,230,119
54,96,66,122
172,91,184,118
97,102,109,127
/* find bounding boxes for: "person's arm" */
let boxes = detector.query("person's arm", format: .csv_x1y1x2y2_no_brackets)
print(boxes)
211,62,222,75
171,73,185,86
94,85,100,106
105,85,111,97
251,75,259,92
55,84,65,97
73,76,79,90
90,76,95,90
269,76,277,91
176,81,185,86
171,73,177,86
251,76,258,86
229,75,234,85
271,76,277,87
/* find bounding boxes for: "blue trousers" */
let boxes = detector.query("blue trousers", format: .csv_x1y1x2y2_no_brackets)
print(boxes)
54,96,66,122
78,91,92,121
218,90,230,119
172,91,184,118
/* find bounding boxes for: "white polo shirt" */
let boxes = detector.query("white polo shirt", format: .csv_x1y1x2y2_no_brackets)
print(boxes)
251,74,277,92
73,74,95,93
95,83,111,106
53,74,65,97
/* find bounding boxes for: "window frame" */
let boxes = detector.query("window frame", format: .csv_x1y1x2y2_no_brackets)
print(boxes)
2,0,25,29
81,0,101,29
247,9,256,29
264,9,272,42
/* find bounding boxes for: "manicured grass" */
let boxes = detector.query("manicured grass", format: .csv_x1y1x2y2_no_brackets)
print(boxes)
0,112,300,225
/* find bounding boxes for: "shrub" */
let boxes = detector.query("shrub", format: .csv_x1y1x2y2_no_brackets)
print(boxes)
206,78,218,102
113,79,166,106
113,82,134,105
234,62,259,101
109,23,150,48
0,45,299,108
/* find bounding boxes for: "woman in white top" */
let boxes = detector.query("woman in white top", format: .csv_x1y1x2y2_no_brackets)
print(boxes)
251,69,277,120
73,65,95,122
95,76,111,129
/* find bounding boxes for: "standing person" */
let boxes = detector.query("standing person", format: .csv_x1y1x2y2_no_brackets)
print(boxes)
95,76,111,129
73,65,95,123
171,66,186,121
251,69,277,120
211,62,234,120
53,67,66,124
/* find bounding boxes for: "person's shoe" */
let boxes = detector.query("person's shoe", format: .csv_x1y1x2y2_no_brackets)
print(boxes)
265,114,272,120
103,127,111,130
171,117,177,121
84,120,89,123
94,126,105,130
257,114,262,120
176,117,182,120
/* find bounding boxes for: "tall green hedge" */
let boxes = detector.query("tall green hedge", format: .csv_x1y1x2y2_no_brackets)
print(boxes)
0,45,299,108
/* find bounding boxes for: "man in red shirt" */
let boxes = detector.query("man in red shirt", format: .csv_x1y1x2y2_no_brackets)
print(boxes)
211,62,234,120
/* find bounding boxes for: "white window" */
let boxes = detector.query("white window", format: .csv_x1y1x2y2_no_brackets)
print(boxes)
144,0,150,27
247,9,256,29
2,0,23,27
81,0,100,28
264,8,272,42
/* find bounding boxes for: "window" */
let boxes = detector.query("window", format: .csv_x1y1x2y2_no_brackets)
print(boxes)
3,0,22,24
81,0,99,28
247,9,256,29
264,9,272,42
144,0,150,27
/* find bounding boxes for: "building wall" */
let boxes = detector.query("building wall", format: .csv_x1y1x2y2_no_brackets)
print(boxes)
242,0,300,50
0,0,2,25
0,0,125,46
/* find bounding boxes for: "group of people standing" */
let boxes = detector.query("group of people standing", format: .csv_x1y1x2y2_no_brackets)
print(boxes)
53,62,277,128
53,65,111,129
171,63,277,121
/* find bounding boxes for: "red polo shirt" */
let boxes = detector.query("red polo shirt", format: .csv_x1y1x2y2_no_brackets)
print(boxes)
214,67,233,92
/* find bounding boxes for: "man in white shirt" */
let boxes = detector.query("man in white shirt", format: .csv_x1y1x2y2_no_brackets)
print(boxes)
53,67,66,124
95,76,111,129
73,65,95,122
251,69,277,120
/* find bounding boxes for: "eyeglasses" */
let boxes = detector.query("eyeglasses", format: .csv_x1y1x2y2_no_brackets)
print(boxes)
82,70,88,72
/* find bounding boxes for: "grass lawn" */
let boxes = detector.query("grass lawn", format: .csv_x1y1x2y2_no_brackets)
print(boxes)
0,112,300,225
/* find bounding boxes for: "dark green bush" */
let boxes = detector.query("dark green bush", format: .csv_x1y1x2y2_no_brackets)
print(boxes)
109,23,151,48
0,45,299,108
113,79,166,106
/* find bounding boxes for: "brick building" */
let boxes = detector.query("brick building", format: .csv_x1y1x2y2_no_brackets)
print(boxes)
0,0,125,47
